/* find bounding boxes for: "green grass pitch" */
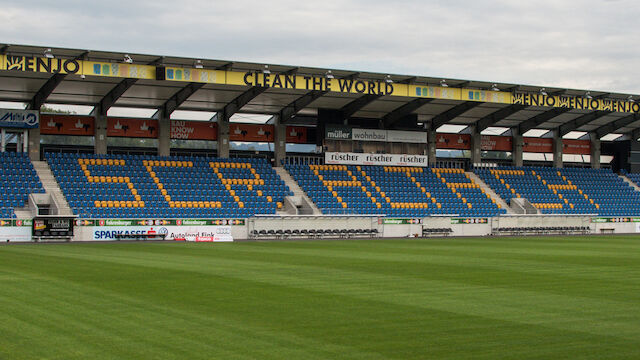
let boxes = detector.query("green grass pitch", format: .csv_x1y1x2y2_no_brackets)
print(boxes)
1,236,640,359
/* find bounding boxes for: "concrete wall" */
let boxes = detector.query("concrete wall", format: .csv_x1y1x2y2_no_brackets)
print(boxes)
14,215,640,242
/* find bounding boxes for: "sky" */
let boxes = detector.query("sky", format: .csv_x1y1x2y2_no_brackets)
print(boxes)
1,0,638,95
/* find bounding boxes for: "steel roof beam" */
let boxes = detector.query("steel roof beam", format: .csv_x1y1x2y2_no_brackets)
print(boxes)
557,110,611,136
27,73,67,110
382,98,434,128
279,90,328,123
219,86,269,121
95,78,138,115
339,94,382,119
342,72,360,81
161,82,205,117
216,62,233,71
594,113,640,138
627,127,640,141
474,104,527,132
517,107,571,134
430,101,482,130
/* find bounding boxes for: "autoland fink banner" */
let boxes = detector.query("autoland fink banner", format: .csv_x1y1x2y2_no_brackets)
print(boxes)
2,55,639,114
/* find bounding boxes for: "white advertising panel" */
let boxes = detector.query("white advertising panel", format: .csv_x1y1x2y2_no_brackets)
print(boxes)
387,130,428,144
325,152,428,167
351,128,387,142
0,227,32,242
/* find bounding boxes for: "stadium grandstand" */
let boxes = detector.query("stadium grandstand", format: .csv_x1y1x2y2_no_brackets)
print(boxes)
2,43,640,241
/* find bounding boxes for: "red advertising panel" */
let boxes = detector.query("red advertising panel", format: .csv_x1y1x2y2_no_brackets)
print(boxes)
481,135,512,151
286,126,309,144
229,124,274,142
40,114,94,136
107,118,158,138
523,137,553,153
435,133,471,150
563,139,590,155
170,120,217,140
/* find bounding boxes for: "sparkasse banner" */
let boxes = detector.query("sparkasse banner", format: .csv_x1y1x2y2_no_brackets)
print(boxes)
325,152,428,167
91,225,233,241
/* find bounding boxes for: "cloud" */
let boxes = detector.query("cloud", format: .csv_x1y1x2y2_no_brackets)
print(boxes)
1,0,639,93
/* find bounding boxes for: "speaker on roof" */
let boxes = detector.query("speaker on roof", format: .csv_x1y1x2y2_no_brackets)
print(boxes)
156,66,166,81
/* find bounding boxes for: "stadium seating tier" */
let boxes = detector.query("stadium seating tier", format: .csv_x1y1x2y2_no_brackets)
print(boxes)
45,153,292,218
0,152,45,218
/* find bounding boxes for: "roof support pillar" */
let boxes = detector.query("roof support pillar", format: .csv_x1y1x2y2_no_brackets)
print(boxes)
470,125,482,165
217,116,230,158
427,127,437,165
553,131,563,168
590,133,601,169
94,105,107,155
512,128,523,167
272,115,286,167
216,86,269,157
28,127,40,161
156,109,170,157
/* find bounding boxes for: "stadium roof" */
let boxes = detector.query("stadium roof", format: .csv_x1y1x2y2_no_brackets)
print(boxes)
1,44,639,139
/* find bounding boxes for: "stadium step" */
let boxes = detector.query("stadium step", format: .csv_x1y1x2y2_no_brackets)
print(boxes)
13,208,32,219
466,171,513,214
619,174,640,192
273,167,322,215
32,160,74,216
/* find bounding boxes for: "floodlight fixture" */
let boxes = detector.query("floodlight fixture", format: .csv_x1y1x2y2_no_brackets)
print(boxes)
540,88,548,96
385,75,393,84
491,83,500,91
262,65,270,74
123,54,133,64
326,70,334,79
440,79,448,87
194,60,204,69
43,48,54,59
585,91,593,99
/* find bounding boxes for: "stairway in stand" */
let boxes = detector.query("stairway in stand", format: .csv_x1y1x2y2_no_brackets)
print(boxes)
32,160,74,216
466,171,513,214
273,167,321,215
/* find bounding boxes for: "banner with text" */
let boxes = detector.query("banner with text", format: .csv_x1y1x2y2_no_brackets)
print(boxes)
2,54,639,114
325,152,428,167
91,225,232,241
108,118,158,138
562,139,590,155
326,126,427,143
40,114,94,135
229,124,274,142
286,126,310,144
523,137,553,153
513,93,639,114
481,135,512,152
0,109,39,128
170,120,217,140
435,133,471,150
